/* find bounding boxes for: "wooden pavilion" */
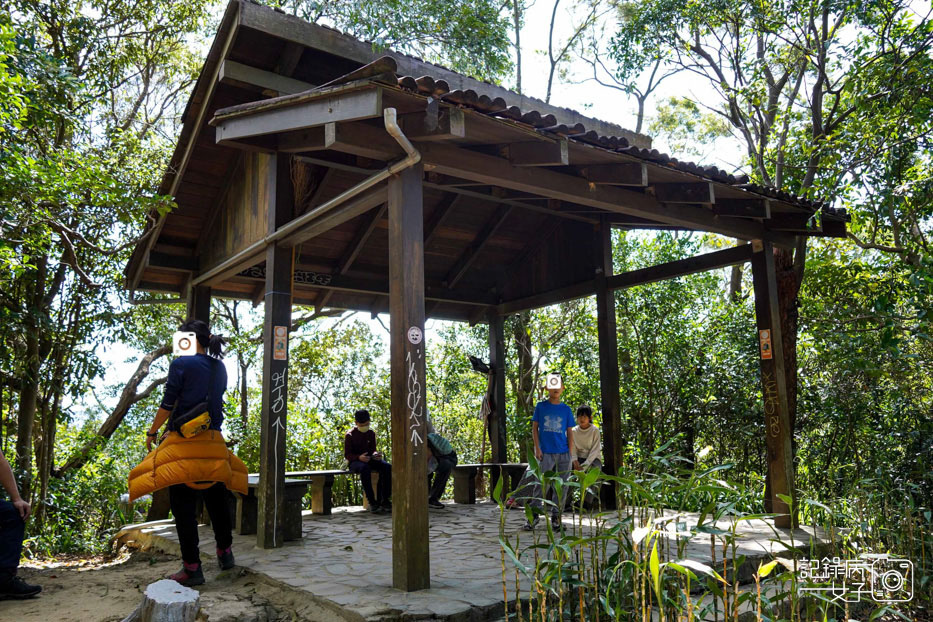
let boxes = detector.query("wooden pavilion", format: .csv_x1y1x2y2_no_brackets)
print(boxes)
124,0,849,591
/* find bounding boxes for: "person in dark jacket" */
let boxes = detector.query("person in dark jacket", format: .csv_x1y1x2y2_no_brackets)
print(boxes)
0,448,41,600
144,319,237,587
345,409,392,513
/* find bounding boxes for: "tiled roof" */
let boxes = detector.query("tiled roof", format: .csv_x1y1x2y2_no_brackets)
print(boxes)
214,45,846,221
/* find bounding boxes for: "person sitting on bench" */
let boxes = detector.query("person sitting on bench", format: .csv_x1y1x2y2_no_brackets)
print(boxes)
570,404,602,510
426,432,457,509
345,409,392,514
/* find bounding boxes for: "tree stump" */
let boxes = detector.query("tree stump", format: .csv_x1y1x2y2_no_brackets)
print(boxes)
122,579,200,622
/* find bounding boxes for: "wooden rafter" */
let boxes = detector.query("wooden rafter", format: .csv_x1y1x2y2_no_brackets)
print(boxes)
444,206,513,288
423,194,463,247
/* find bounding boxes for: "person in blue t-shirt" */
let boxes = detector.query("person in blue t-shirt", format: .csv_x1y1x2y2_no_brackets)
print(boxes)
523,373,575,531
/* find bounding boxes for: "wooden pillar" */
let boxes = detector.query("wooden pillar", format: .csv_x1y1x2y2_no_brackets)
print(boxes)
257,154,293,548
487,310,508,464
388,162,430,591
750,240,796,528
595,218,622,509
187,285,211,322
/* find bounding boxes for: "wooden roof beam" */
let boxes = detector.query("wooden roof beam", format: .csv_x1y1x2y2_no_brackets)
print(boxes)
399,108,466,141
424,194,463,247
213,86,383,142
713,198,771,219
444,206,514,289
650,182,715,204
496,244,754,315
235,271,496,307
418,142,795,247
335,203,387,275
218,59,314,95
508,139,569,167
422,181,596,224
582,163,647,186
767,212,819,232
148,251,198,272
278,185,388,248
607,244,753,290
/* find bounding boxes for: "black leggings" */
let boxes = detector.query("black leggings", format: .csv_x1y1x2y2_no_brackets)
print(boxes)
169,483,233,565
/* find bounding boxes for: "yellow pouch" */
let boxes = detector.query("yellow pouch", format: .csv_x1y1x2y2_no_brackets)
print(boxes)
179,411,211,438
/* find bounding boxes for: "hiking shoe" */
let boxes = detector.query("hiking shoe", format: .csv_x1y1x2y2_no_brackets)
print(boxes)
551,514,562,530
522,516,540,531
369,503,381,514
217,546,235,570
428,499,445,509
0,575,42,600
380,500,392,511
168,562,205,587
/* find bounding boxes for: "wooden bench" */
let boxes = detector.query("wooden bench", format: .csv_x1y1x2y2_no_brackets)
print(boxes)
235,475,311,541
285,469,380,515
452,463,528,504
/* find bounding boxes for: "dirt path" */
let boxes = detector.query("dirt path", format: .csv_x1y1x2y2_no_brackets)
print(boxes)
1,551,346,622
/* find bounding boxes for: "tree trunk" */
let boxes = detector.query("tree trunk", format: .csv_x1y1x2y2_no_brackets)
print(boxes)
15,255,48,499
122,579,200,622
239,359,249,427
511,311,534,460
729,264,743,299
54,345,170,477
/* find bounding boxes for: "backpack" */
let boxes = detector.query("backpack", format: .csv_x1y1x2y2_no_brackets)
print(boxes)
427,433,453,457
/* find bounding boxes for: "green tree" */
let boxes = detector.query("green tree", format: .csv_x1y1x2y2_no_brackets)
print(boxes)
600,0,933,506
263,0,513,80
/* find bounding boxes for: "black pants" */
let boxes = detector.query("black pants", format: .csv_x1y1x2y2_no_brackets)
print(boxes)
349,459,392,505
428,452,458,502
169,483,233,565
0,500,24,578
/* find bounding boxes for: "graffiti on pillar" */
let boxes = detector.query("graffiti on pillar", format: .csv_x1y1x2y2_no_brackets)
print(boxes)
762,371,781,438
406,345,424,447
271,369,286,414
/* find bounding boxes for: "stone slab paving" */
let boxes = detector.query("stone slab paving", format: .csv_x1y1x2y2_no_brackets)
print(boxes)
117,502,834,622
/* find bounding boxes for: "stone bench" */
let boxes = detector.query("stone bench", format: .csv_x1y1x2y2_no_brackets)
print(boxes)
452,463,528,504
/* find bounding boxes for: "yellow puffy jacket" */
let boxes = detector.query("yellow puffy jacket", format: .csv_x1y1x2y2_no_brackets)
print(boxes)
128,430,248,502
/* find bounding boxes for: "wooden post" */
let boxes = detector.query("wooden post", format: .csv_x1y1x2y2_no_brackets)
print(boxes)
187,285,211,322
750,240,796,528
487,310,508,464
258,154,293,548
595,218,622,510
388,162,430,591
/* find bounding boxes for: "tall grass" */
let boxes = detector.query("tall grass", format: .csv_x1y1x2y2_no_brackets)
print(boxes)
496,444,931,621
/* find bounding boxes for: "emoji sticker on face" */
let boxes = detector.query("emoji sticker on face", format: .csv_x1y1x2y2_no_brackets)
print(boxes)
408,326,423,345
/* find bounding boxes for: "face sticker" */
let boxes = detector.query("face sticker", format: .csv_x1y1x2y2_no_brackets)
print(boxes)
407,326,423,345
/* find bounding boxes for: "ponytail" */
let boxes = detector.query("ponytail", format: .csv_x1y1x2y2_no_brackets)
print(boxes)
206,333,227,358
179,319,226,359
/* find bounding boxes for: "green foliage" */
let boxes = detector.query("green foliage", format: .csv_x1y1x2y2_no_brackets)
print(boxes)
496,444,932,620
263,0,513,80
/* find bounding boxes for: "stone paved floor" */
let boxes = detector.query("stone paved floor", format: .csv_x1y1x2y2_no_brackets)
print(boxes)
117,502,834,622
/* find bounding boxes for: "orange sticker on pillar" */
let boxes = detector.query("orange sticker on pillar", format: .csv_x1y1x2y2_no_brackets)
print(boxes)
273,325,288,361
759,329,773,360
